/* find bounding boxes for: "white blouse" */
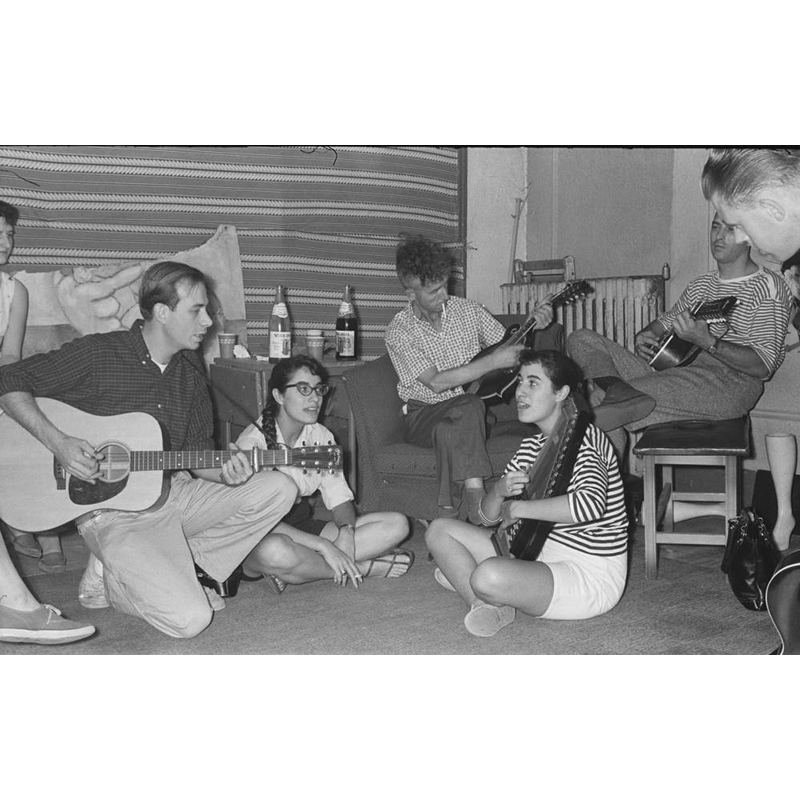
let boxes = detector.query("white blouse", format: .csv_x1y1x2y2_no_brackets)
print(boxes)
235,420,354,511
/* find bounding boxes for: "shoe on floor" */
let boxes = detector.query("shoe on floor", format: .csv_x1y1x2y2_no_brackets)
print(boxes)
434,567,456,592
464,602,515,637
0,602,96,645
39,551,67,574
9,532,42,559
203,586,226,612
78,554,110,609
241,570,287,594
362,548,415,579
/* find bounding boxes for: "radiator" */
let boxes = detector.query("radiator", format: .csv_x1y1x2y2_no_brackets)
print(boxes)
502,275,665,352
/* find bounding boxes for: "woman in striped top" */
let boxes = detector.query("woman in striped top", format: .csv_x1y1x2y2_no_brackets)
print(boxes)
425,349,629,637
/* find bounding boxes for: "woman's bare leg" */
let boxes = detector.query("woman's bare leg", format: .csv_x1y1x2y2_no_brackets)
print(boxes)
767,433,797,550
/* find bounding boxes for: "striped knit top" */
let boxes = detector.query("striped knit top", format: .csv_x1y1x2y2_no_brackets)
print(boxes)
657,266,791,378
504,424,629,557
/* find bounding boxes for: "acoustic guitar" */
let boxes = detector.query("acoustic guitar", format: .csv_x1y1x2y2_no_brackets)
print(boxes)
492,394,591,561
647,296,737,371
765,549,800,655
467,280,593,405
0,398,342,532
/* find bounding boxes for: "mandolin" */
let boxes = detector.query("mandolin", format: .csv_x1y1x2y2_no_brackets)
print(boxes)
492,394,591,561
0,398,342,532
467,280,593,405
765,549,800,655
648,296,737,371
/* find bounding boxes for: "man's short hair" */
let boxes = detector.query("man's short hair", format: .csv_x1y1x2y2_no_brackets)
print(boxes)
139,261,210,320
702,148,800,207
0,200,20,228
395,233,458,287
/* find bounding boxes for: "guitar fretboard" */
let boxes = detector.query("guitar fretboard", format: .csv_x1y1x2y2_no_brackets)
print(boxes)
124,447,338,472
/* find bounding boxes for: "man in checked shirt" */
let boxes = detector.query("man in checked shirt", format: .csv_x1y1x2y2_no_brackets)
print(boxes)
0,262,297,639
385,235,553,523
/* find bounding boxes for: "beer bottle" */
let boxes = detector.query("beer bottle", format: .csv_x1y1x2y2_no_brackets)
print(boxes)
335,284,358,360
268,285,292,364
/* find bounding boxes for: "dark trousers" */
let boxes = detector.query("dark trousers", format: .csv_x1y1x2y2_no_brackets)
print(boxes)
403,394,492,508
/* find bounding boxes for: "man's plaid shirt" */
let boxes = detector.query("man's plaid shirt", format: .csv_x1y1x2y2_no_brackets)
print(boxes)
0,320,214,451
385,296,505,404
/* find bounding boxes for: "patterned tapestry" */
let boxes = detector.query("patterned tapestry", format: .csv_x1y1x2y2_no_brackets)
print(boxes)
0,146,464,359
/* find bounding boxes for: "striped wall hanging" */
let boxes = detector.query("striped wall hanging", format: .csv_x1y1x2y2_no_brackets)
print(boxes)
0,145,464,359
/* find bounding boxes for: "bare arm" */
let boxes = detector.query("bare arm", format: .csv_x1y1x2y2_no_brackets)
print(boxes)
0,390,101,481
0,281,28,365
419,303,554,394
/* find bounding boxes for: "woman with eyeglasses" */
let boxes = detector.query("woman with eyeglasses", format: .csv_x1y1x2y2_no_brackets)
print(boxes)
234,355,411,593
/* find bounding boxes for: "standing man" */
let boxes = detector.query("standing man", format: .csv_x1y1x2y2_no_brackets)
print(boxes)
0,261,297,639
702,147,800,265
568,212,792,462
385,234,552,522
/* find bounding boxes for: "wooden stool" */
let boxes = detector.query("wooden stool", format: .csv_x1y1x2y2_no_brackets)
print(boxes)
632,417,750,579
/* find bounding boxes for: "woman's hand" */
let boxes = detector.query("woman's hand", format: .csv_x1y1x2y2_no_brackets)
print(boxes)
319,540,362,589
496,469,530,499
499,499,520,530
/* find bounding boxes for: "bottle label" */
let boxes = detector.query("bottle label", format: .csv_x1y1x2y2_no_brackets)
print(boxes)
269,331,292,358
338,302,353,316
336,330,355,357
272,303,289,319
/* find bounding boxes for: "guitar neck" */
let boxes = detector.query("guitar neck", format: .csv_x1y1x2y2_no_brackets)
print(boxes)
128,448,320,473
505,286,574,346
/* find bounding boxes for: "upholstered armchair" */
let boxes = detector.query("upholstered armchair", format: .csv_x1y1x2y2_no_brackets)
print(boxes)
342,321,564,521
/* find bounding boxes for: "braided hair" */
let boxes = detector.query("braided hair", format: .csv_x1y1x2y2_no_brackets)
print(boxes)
259,355,330,448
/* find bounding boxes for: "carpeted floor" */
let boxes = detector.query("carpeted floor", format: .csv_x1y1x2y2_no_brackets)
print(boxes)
0,518,781,655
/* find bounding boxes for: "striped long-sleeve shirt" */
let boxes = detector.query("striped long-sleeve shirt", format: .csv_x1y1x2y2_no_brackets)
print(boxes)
504,424,629,557
657,266,791,378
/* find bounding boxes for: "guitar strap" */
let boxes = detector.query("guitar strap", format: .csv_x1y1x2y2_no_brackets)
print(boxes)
493,395,591,561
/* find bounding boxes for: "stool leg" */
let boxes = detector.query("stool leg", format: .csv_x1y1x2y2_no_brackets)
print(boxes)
724,455,739,525
663,464,674,532
643,455,658,579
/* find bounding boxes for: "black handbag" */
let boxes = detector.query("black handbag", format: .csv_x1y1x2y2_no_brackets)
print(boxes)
720,507,781,611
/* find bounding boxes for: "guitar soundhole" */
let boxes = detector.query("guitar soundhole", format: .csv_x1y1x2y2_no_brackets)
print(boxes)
95,442,132,483
67,442,131,506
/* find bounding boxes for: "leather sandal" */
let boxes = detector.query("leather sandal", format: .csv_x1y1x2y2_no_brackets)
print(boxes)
362,548,415,579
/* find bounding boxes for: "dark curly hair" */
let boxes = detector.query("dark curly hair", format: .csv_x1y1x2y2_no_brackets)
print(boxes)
518,348,582,394
258,355,330,448
395,233,458,288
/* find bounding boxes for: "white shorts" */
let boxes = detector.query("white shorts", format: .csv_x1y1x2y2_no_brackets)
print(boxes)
538,538,627,620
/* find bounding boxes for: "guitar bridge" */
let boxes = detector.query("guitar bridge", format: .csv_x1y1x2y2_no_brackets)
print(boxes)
53,459,66,491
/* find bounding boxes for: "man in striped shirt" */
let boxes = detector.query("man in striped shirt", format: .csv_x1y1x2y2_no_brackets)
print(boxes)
568,212,793,460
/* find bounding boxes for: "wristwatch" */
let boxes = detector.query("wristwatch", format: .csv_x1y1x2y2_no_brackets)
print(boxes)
707,337,720,355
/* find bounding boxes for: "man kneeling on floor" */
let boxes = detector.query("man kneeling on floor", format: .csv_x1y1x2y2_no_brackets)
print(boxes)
0,262,298,638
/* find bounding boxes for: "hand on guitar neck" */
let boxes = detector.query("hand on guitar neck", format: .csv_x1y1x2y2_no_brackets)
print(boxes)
467,280,593,404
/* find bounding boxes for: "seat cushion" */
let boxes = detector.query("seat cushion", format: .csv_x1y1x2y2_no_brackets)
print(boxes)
633,418,750,457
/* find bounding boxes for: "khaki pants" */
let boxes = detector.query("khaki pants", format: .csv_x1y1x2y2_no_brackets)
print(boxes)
79,470,297,638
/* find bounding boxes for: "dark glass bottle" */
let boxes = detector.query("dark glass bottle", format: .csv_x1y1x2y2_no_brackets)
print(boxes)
268,284,292,364
335,284,358,360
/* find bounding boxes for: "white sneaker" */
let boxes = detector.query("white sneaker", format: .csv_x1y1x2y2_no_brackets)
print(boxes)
78,554,109,609
434,568,456,592
464,602,515,637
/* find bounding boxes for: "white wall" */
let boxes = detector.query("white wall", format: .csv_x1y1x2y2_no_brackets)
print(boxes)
465,145,800,475
464,147,526,313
